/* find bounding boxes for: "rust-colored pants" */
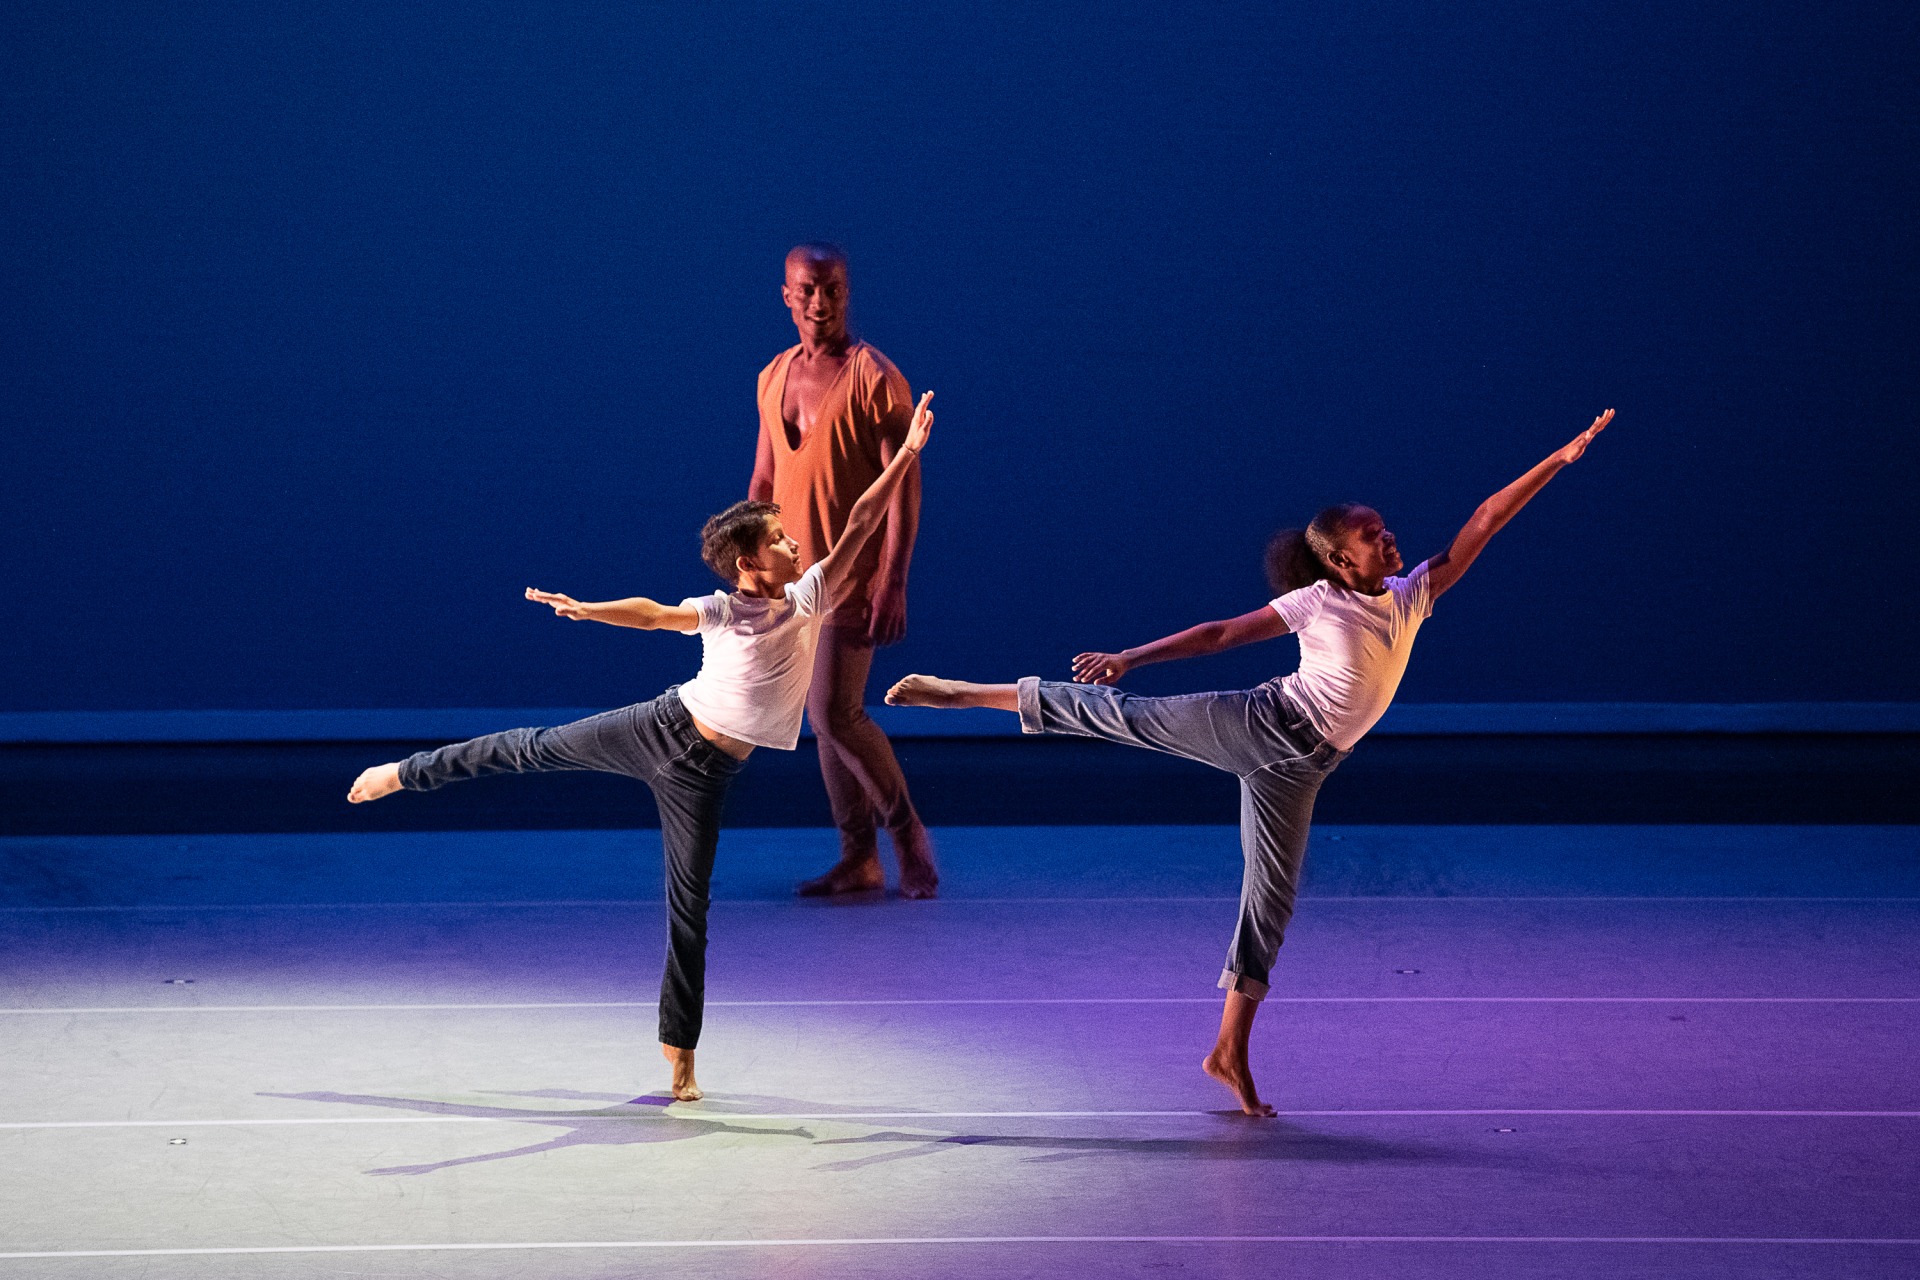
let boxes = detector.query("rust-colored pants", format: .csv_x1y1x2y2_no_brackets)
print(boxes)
807,624,921,848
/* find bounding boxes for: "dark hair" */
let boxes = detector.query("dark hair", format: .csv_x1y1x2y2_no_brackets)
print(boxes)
1264,503,1369,594
701,500,780,584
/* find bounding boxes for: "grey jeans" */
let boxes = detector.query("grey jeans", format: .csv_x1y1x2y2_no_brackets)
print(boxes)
1016,677,1348,999
397,688,744,1049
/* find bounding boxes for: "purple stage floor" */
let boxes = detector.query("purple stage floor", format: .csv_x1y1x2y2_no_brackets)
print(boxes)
2,825,1917,1278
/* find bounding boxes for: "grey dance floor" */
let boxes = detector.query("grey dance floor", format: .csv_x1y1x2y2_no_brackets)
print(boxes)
3,824,1918,1278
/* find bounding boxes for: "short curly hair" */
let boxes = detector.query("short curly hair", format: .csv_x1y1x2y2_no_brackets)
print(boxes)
700,500,780,584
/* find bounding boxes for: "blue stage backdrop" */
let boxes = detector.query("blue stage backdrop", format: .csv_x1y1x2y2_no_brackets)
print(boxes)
3,1,1916,713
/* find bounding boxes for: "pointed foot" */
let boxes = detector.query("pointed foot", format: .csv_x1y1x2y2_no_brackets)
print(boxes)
1202,1050,1276,1118
347,763,402,804
884,674,966,708
661,1044,703,1101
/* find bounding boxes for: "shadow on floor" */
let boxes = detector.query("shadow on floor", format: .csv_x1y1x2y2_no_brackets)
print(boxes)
806,1123,1462,1172
260,1086,1476,1178
257,1088,815,1176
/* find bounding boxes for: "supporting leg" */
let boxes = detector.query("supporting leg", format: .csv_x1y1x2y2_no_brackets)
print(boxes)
1202,991,1275,1117
1208,762,1332,1117
346,698,738,1101
800,627,934,898
653,766,733,1094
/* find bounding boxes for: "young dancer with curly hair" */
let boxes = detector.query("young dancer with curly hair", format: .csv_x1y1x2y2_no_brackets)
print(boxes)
887,409,1612,1115
348,392,936,1101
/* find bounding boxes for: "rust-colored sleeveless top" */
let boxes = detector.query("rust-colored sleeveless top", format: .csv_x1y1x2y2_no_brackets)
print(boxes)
755,341,914,625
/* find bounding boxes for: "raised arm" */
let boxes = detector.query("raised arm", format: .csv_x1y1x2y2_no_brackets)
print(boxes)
524,589,700,634
1421,408,1614,601
819,391,934,604
1071,607,1293,686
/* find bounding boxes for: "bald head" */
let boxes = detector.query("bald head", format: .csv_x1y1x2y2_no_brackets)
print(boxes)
782,244,851,349
785,242,848,273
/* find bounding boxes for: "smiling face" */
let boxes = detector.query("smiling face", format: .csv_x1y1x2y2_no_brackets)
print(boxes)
781,252,849,347
1326,507,1403,586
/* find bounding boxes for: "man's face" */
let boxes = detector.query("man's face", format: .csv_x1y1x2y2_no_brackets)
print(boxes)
781,258,849,344
1330,508,1403,582
743,517,803,586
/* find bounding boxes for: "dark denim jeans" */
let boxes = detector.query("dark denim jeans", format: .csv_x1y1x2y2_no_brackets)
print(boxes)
1016,677,1348,999
398,688,744,1049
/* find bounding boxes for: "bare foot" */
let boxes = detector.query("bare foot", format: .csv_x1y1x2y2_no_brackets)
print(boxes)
885,675,969,708
1203,1048,1277,1118
661,1044,702,1101
892,824,939,899
347,763,402,804
796,856,885,897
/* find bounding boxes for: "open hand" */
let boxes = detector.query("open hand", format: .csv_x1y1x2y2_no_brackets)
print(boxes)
904,390,935,452
1071,651,1131,685
1555,408,1614,465
525,588,593,620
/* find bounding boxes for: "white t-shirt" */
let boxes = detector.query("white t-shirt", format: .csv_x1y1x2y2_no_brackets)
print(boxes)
674,563,831,750
1271,562,1434,750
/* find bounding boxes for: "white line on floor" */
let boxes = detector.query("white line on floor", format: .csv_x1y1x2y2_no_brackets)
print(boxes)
6,1109,1919,1131
3,895,1918,912
2,1235,1916,1259
3,996,1917,1015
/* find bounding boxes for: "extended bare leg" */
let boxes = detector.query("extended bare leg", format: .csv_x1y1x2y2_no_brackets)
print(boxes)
1202,991,1276,1117
884,676,1019,711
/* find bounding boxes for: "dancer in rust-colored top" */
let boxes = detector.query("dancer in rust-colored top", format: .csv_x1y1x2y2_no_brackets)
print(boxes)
749,244,937,898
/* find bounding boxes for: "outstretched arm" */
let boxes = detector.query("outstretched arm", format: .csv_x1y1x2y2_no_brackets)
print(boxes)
1421,408,1614,601
524,589,700,634
1071,607,1293,686
820,391,935,604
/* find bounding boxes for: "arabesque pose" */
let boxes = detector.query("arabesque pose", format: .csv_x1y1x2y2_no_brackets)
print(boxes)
348,392,937,1102
887,409,1613,1115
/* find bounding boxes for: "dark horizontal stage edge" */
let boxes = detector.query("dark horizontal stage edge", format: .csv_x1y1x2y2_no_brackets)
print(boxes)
5,732,1919,835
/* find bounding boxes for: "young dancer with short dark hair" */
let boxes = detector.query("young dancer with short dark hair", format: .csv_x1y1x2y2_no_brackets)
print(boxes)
886,409,1613,1116
347,392,936,1102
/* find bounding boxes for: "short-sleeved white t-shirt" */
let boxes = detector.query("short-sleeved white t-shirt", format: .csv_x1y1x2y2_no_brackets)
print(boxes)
674,563,831,750
1271,562,1434,750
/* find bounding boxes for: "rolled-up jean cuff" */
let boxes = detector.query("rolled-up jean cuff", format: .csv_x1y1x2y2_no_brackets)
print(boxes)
397,756,429,791
1015,676,1046,735
1218,970,1270,1001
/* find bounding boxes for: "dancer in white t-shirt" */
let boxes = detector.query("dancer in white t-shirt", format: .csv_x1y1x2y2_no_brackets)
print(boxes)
347,393,935,1102
887,409,1613,1115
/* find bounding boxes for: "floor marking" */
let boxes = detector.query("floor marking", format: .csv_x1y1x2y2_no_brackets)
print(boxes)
7,1109,1920,1131
3,895,1918,912
3,996,1918,1016
2,1235,1916,1259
